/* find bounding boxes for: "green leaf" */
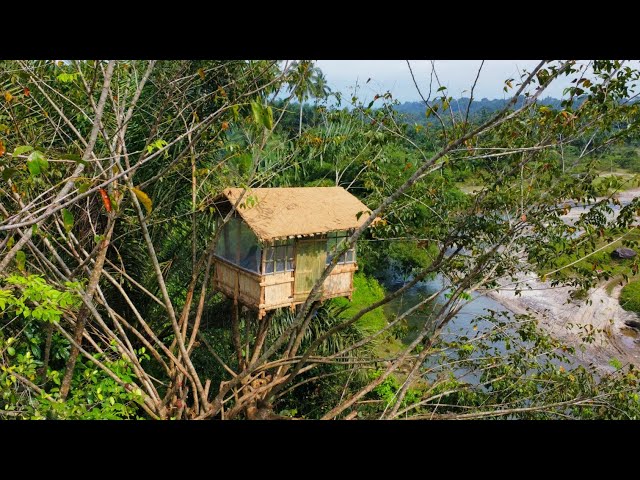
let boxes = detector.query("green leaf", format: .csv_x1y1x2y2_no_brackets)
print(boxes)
7,346,15,356
355,210,370,220
265,106,274,130
27,151,48,176
56,72,78,83
15,250,25,272
251,99,264,126
13,145,33,156
76,181,90,194
146,139,168,154
62,208,74,233
27,158,41,176
250,100,274,130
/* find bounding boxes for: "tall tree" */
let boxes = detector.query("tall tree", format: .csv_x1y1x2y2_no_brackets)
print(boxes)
288,60,330,136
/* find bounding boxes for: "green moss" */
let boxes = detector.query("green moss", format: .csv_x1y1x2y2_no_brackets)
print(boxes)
332,273,387,334
620,280,640,314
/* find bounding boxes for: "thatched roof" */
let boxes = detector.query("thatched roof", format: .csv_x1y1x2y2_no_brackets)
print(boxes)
214,187,374,241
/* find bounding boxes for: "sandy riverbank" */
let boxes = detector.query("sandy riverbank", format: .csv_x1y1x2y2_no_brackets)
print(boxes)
484,273,640,370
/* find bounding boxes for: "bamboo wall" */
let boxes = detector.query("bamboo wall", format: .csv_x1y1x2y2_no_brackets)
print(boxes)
213,245,357,318
322,263,356,300
262,271,294,309
212,257,261,307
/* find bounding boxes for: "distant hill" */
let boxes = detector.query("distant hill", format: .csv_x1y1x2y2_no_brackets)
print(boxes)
393,96,567,122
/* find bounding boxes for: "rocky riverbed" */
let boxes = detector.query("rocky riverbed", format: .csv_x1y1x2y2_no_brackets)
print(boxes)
485,273,640,371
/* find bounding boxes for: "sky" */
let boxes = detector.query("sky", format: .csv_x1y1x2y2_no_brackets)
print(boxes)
315,60,575,103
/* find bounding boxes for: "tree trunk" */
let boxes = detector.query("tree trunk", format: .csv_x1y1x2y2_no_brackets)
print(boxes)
298,100,303,137
39,322,54,382
59,222,114,399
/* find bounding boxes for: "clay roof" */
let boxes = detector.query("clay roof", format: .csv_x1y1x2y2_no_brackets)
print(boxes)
215,187,374,241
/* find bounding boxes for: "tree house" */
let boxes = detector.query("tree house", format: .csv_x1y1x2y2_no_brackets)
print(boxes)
211,187,374,318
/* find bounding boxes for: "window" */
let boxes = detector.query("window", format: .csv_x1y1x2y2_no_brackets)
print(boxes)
326,231,356,265
214,216,262,273
264,239,294,274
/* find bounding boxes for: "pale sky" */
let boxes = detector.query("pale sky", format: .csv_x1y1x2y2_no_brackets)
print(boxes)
315,60,574,103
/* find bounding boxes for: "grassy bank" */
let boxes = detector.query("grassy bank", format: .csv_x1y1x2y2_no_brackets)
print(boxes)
620,280,640,315
540,228,640,283
333,274,387,334
331,273,405,357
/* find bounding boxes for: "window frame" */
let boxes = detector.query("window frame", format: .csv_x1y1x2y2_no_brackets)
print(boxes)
326,231,356,266
263,239,295,275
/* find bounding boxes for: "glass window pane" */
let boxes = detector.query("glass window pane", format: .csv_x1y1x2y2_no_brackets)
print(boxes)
266,261,274,274
215,232,226,257
345,250,354,263
276,259,285,272
239,245,259,272
286,259,294,271
266,247,274,261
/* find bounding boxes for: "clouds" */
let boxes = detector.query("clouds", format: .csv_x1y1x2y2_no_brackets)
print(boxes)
315,60,575,102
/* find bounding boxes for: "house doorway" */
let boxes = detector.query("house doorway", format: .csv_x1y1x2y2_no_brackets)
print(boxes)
294,239,327,302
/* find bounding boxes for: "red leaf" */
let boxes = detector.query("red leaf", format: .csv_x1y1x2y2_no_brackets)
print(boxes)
99,188,112,213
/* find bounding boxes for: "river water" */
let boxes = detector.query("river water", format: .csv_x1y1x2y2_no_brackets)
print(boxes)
382,268,503,344
379,264,580,384
377,188,640,382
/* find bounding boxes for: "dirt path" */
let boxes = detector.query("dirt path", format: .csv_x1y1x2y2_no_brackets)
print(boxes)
485,273,640,371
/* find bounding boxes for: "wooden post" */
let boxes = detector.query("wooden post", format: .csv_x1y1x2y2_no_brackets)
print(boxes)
291,238,297,308
234,269,239,306
259,243,266,319
223,216,230,259
235,217,241,265
244,311,251,365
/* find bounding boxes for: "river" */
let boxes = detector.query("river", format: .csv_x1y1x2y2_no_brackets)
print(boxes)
379,265,581,386
377,187,640,378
